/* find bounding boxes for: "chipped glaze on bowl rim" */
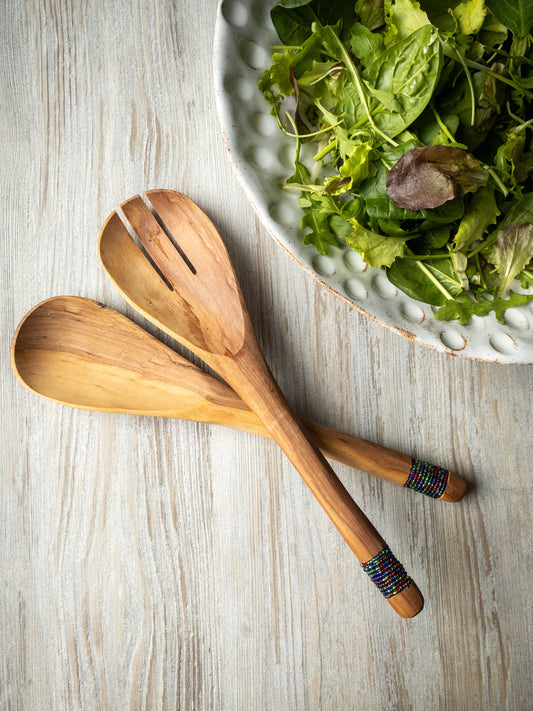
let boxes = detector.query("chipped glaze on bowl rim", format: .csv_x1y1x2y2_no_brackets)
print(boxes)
212,0,533,364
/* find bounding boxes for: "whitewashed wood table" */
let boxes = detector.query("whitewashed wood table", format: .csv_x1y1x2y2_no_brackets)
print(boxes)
1,1,532,709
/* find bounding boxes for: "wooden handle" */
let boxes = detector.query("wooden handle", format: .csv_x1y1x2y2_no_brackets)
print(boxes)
223,347,424,617
9,296,465,501
175,361,465,502
300,420,467,502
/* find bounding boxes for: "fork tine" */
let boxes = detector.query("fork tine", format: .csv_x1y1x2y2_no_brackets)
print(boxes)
120,195,197,288
145,190,236,279
98,208,174,292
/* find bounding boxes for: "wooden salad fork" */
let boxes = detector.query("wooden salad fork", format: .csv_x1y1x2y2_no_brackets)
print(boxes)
11,295,466,500
98,189,424,616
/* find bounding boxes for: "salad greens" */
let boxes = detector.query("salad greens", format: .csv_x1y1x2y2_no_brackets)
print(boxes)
259,0,533,323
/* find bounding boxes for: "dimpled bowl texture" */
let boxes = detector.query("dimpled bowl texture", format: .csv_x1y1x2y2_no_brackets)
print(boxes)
213,0,533,363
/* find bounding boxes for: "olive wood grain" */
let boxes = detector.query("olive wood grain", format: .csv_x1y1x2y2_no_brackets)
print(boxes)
97,190,425,617
11,296,466,502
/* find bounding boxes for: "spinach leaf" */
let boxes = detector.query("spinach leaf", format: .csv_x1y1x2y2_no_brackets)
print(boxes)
485,0,533,38
271,0,357,45
425,258,465,296
387,256,453,305
362,25,443,138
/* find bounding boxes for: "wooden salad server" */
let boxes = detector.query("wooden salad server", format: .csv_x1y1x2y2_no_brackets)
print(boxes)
11,295,466,501
97,189,426,617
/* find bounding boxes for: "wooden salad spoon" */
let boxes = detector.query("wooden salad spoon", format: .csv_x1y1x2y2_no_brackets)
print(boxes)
97,189,426,617
11,295,466,501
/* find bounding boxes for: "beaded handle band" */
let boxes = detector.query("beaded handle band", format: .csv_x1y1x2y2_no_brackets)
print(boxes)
361,546,413,598
404,458,449,499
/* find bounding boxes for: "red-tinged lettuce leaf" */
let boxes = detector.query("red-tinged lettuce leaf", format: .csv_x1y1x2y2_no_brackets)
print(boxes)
490,222,533,293
385,145,488,210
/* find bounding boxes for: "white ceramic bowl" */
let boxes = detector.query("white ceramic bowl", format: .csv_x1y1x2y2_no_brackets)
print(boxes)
213,0,533,363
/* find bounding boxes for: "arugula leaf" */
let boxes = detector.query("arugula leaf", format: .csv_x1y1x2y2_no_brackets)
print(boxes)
348,22,385,68
485,0,533,38
435,293,482,323
435,290,533,323
285,155,339,253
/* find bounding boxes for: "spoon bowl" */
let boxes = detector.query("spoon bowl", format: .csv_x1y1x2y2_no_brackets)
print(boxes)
11,295,466,501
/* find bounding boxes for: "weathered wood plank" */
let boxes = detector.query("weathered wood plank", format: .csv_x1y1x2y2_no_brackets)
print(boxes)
1,0,532,709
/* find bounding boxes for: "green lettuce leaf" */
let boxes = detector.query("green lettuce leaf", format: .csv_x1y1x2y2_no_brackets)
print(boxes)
453,185,500,251
339,141,374,184
345,219,407,267
383,0,431,44
453,0,487,35
355,0,385,30
490,222,533,293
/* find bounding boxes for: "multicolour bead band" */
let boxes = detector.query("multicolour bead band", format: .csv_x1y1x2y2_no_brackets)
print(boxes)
361,546,413,598
404,459,449,498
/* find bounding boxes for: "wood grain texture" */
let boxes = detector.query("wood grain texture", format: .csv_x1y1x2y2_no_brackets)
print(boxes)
11,295,465,499
98,190,423,616
1,0,532,708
